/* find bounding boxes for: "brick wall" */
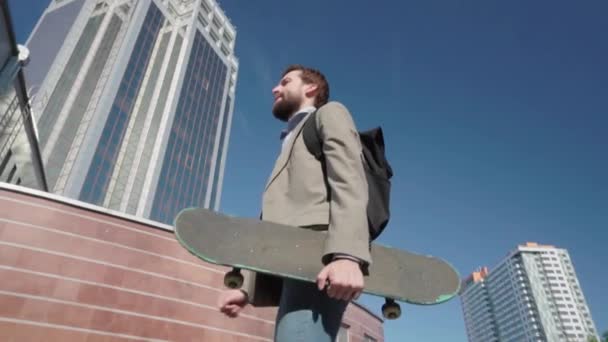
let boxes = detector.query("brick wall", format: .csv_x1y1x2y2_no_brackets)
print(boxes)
0,186,384,341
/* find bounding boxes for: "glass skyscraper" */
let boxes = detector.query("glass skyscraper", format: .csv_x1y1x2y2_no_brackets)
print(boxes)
460,242,599,342
24,0,238,223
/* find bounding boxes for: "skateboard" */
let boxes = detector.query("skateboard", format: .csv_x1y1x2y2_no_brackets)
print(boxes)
174,207,461,320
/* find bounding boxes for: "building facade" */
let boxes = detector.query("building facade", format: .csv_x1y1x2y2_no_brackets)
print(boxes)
24,0,238,224
0,0,47,191
460,242,599,342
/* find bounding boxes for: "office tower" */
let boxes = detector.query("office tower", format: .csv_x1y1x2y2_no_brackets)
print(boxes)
0,2,47,191
24,0,238,223
460,242,599,342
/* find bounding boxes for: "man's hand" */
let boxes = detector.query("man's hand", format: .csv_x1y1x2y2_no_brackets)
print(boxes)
217,289,248,318
316,259,364,302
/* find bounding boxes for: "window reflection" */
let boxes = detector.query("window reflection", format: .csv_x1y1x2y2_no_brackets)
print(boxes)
151,30,228,223
80,4,164,204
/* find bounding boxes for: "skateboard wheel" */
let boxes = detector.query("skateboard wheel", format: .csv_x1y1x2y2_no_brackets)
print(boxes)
382,299,401,320
224,269,244,289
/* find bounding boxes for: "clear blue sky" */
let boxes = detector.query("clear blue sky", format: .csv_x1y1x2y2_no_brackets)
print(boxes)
11,0,607,340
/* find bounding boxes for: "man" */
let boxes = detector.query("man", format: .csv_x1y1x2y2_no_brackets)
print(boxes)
217,65,371,341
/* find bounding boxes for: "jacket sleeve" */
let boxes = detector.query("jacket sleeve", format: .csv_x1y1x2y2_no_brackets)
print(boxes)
317,102,371,265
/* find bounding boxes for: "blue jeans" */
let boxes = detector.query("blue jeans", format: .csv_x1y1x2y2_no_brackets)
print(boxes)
274,278,348,342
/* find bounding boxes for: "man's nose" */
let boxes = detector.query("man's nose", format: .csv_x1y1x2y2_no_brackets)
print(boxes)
272,85,280,95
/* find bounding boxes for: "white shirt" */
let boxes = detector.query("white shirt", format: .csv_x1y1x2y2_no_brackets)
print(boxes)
280,106,316,151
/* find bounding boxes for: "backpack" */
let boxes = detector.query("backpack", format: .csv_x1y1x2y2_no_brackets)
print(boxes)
301,111,393,241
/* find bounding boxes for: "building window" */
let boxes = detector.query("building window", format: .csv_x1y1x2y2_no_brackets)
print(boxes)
150,29,228,223
0,149,12,176
7,165,17,183
80,3,164,205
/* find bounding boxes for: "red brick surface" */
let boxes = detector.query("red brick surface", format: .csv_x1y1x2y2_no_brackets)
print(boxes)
0,187,384,341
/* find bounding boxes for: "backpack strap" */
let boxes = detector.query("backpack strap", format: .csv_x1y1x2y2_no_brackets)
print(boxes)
302,111,323,160
302,111,331,199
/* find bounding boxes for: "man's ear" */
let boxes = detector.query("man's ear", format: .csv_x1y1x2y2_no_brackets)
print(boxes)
304,83,319,99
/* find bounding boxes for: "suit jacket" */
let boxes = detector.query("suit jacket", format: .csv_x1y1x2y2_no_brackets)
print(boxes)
243,101,371,306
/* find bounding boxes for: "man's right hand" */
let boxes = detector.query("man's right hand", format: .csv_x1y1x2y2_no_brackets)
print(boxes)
217,289,248,318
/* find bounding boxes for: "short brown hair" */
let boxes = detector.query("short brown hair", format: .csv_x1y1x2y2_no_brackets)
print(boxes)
282,64,329,107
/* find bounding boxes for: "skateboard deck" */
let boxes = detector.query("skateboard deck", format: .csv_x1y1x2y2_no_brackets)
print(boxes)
174,207,460,318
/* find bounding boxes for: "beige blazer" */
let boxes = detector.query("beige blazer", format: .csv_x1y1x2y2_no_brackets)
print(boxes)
243,101,371,306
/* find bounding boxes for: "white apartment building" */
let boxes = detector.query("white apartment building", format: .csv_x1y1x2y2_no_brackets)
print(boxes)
460,242,599,342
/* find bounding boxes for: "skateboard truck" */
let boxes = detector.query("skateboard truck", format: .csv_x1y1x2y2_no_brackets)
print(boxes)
382,298,401,320
224,268,244,289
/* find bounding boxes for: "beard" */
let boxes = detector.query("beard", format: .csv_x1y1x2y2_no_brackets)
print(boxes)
272,97,300,122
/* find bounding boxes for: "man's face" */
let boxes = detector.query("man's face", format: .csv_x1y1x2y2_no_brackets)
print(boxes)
272,70,308,122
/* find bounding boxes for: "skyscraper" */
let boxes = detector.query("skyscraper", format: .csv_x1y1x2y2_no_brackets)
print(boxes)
24,0,238,224
460,242,599,342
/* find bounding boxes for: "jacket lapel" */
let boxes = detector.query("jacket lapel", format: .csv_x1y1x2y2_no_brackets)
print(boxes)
265,111,313,190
